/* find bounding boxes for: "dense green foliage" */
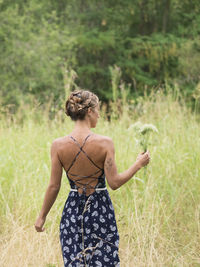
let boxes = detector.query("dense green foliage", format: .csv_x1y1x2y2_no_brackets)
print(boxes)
1,0,200,110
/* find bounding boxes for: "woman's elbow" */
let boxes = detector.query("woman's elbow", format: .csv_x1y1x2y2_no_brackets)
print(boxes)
48,183,60,192
110,185,118,190
108,178,120,190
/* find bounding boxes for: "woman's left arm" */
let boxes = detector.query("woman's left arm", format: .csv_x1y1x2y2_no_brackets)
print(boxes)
35,140,63,232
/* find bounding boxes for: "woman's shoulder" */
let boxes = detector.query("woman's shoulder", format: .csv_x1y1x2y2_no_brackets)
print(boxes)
92,134,114,147
50,136,70,151
52,136,68,144
51,134,113,150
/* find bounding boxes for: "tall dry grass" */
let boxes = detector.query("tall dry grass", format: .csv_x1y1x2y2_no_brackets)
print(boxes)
0,90,200,266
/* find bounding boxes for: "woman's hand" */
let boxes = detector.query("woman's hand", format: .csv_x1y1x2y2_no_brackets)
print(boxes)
136,151,150,168
34,216,46,232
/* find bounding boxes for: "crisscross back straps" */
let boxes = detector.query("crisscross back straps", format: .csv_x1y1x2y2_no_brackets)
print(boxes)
66,134,91,173
66,134,103,173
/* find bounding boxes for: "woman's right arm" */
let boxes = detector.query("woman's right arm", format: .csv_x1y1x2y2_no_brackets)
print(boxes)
34,140,63,232
104,138,150,190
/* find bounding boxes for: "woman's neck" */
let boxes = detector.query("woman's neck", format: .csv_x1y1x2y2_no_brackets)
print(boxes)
71,119,92,136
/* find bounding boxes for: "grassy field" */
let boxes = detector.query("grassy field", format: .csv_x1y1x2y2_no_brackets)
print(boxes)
0,91,200,267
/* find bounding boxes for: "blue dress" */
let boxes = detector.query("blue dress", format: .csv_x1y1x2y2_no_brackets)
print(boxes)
59,134,120,267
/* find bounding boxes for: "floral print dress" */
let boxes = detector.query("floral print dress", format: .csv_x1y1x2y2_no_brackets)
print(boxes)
59,134,120,267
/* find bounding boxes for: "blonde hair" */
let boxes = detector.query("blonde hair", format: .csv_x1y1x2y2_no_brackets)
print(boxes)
65,90,99,121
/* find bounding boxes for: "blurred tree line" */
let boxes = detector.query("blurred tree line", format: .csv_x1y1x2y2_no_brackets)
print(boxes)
0,0,200,111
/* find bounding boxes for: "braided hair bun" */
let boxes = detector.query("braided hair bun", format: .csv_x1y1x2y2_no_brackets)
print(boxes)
65,90,99,121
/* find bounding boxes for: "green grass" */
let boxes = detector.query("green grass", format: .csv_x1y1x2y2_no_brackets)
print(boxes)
0,90,200,266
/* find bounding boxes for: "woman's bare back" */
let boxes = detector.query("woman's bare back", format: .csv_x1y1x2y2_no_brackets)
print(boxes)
55,133,109,195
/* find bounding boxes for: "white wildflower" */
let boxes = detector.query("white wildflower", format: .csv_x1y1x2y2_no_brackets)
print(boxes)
139,124,158,135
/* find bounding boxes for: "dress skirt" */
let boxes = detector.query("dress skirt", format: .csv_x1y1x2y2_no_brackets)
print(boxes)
60,189,120,267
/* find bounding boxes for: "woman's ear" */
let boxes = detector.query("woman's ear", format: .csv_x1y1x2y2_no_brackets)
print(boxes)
87,107,92,115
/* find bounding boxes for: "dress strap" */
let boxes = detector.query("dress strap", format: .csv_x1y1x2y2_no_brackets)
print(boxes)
68,134,103,171
66,134,91,173
69,134,91,149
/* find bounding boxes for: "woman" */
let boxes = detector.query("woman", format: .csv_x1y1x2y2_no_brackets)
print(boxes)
35,90,150,266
